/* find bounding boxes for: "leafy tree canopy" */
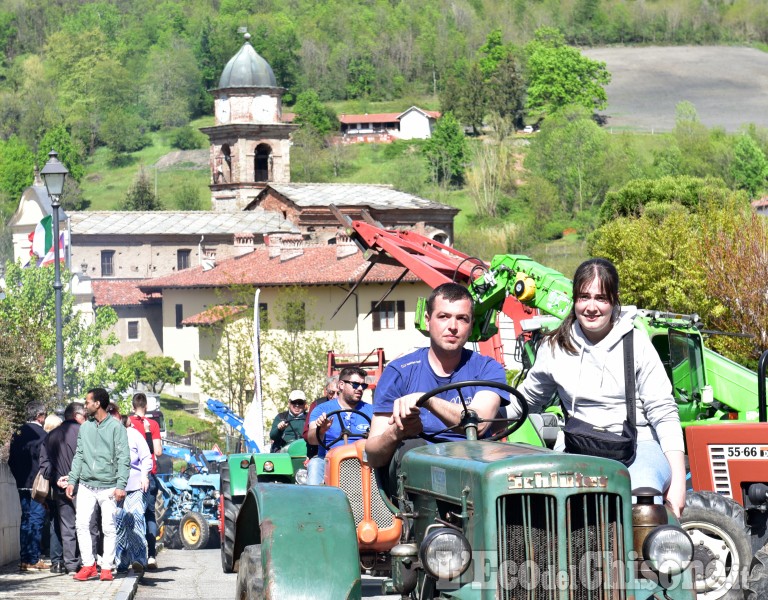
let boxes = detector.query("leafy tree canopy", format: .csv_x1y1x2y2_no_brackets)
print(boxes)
0,261,118,397
121,167,163,211
598,175,745,225
525,27,610,118
292,89,338,137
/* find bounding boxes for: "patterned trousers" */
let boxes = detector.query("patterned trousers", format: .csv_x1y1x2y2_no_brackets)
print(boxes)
115,489,148,570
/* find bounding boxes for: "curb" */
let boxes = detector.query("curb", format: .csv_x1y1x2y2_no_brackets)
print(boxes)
115,572,140,600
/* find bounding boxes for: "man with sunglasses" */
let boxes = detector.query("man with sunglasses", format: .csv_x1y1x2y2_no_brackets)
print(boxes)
307,367,373,485
365,283,507,473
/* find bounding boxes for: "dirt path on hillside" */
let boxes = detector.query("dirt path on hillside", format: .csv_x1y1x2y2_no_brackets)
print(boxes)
154,149,209,170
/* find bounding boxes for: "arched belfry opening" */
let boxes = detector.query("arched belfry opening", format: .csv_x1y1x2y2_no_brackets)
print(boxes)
255,143,271,182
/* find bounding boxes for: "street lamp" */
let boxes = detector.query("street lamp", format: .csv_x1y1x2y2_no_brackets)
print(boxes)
40,149,69,398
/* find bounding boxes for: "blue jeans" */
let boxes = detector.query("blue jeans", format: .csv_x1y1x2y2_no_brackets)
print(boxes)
628,439,672,502
18,491,46,564
307,457,325,486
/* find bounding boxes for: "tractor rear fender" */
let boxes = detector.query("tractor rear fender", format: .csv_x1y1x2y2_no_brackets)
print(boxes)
233,483,361,599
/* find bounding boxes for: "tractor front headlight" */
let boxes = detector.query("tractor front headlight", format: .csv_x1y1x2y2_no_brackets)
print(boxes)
419,528,471,580
294,468,308,485
263,461,274,473
643,525,694,576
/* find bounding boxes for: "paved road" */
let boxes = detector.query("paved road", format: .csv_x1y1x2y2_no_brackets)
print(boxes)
135,548,392,600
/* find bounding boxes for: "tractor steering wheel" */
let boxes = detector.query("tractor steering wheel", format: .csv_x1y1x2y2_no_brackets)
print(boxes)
317,409,372,451
415,380,529,443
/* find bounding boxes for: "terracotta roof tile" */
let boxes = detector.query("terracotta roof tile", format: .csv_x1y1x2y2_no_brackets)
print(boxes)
339,113,401,125
182,305,248,326
139,245,420,291
92,279,162,307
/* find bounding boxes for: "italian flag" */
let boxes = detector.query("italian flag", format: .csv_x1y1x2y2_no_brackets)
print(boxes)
28,215,65,266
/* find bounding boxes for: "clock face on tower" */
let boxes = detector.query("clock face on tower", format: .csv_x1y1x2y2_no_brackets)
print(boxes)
218,96,230,124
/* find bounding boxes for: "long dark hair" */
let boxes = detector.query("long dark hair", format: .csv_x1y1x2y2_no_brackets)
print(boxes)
547,258,620,354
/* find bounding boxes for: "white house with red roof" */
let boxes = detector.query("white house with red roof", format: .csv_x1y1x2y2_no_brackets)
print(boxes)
338,106,440,143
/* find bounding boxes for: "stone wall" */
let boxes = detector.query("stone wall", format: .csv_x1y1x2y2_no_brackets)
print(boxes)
0,462,20,566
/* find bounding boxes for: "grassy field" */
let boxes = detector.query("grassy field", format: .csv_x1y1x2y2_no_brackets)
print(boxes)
81,117,214,211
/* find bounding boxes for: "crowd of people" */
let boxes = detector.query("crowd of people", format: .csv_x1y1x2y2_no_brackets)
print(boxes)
9,257,682,580
9,391,163,581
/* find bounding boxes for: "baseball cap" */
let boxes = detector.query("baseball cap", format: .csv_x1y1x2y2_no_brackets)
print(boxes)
288,390,306,402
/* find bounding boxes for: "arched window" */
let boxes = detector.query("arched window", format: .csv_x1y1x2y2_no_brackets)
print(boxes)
255,143,271,181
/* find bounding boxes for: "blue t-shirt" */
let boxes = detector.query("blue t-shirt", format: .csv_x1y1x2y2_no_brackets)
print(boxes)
309,398,373,458
373,347,508,442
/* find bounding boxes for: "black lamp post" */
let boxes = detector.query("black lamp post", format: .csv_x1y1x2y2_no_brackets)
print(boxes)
40,150,69,398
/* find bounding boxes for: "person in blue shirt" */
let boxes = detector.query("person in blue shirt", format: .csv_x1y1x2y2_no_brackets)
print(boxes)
365,283,507,470
307,366,373,485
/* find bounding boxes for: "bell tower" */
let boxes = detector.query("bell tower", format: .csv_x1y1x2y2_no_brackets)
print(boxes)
200,33,296,211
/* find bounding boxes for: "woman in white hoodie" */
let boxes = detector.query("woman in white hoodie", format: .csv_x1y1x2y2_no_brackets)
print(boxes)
519,258,686,517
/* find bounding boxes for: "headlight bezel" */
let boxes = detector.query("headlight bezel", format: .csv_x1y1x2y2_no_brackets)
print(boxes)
642,524,694,576
418,527,472,580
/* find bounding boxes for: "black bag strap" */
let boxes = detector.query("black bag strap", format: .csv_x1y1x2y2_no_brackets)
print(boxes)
559,329,636,423
623,330,636,427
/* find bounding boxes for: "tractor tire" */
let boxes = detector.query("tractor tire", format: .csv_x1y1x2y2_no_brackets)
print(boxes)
744,543,768,600
681,491,753,600
220,462,239,573
163,523,181,549
235,544,264,600
180,511,210,551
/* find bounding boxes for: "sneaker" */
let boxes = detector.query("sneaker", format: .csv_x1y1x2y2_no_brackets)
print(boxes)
73,563,99,581
131,561,145,574
100,569,113,582
146,557,157,570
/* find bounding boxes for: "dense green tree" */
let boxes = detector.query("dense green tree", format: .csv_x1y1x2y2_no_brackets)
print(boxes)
0,261,118,397
109,352,184,393
173,181,205,210
37,125,86,183
142,38,201,129
0,135,34,201
100,111,151,156
477,29,509,80
0,328,54,447
293,89,337,137
122,168,163,211
524,105,610,215
525,27,610,118
599,176,737,225
730,134,768,197
486,52,527,129
170,126,206,151
422,112,469,187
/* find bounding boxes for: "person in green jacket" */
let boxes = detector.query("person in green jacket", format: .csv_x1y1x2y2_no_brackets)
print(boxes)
269,390,307,452
66,388,129,582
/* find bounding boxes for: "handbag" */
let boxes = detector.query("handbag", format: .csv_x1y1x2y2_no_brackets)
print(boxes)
31,470,50,503
562,330,638,466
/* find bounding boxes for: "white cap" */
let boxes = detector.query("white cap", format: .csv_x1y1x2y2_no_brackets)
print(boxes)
288,390,306,402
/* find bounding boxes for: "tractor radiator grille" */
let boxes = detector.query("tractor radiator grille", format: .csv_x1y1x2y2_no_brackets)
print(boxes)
706,445,733,497
338,458,392,528
496,493,626,600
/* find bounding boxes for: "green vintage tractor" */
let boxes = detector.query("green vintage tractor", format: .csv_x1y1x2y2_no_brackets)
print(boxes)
219,438,307,573
230,381,696,599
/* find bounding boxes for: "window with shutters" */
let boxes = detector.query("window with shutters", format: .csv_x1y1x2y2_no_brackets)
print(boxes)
184,360,191,386
127,320,139,340
175,304,183,329
372,300,405,331
101,250,115,277
177,249,191,271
